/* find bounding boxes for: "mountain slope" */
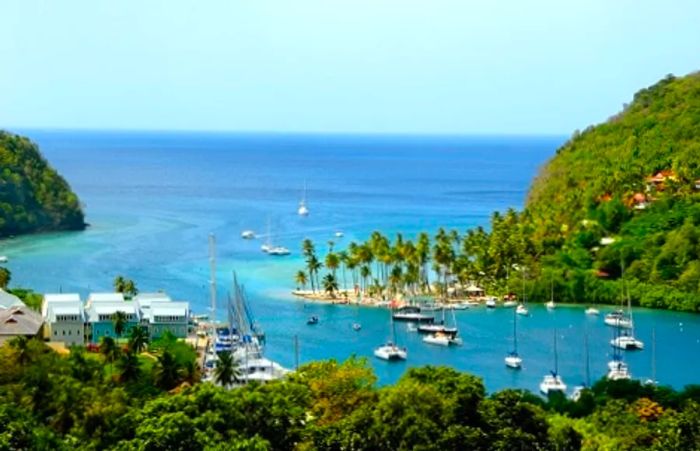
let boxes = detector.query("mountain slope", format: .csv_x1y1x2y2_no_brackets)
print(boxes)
0,131,85,237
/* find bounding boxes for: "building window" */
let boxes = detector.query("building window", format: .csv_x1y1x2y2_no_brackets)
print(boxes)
54,330,57,336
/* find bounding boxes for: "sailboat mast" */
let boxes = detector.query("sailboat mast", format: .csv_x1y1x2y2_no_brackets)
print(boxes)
584,328,590,386
651,326,657,383
554,329,559,374
208,233,217,329
513,307,518,353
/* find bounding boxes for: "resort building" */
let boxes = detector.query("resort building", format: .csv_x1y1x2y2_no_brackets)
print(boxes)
85,293,139,343
42,293,86,345
135,292,189,339
0,305,43,345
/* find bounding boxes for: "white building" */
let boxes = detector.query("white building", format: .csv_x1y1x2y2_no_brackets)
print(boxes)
44,295,86,346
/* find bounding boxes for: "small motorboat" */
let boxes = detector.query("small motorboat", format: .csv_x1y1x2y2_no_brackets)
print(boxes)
485,298,497,309
261,244,271,253
352,323,361,331
585,307,600,316
451,303,469,310
516,304,529,316
406,323,418,332
546,300,556,310
307,316,319,325
241,230,255,239
335,231,344,238
0,256,7,264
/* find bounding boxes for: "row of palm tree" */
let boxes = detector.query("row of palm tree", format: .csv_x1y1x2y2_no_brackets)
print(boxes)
295,210,534,300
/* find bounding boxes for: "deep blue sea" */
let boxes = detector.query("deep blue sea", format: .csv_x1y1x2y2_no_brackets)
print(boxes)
2,130,699,392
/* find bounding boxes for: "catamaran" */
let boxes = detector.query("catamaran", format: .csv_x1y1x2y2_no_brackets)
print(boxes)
607,326,632,380
298,181,309,216
540,329,567,395
375,308,407,361
505,306,522,369
610,284,643,349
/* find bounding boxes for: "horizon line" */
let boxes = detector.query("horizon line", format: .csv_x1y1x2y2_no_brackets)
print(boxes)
4,125,569,139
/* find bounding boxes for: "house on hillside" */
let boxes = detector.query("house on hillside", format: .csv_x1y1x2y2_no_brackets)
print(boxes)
630,192,649,210
42,293,85,345
0,305,43,345
646,170,677,192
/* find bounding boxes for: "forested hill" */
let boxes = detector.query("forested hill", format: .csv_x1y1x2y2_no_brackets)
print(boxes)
0,131,85,237
527,72,700,236
520,72,700,309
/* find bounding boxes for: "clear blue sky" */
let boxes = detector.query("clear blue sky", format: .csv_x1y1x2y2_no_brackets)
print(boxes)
1,0,699,135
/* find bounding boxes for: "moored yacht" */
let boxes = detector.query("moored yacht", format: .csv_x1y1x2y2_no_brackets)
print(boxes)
268,246,291,256
540,330,566,395
392,306,434,323
610,333,644,350
422,331,451,346
505,306,522,369
374,343,407,360
241,230,255,239
585,306,600,315
0,256,8,263
486,298,497,308
604,310,633,328
607,358,631,380
516,304,529,316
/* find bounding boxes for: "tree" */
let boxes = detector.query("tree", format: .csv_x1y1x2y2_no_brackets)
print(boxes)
113,275,138,298
322,273,339,298
154,350,181,390
128,326,149,354
295,270,308,291
100,336,120,374
214,351,241,388
112,311,128,339
116,349,140,383
325,252,340,277
9,335,31,365
0,267,10,289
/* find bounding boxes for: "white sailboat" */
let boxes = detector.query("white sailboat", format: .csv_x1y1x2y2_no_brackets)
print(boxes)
571,328,591,401
607,326,632,380
610,285,643,350
546,277,556,310
375,308,407,361
298,181,309,216
516,272,529,315
505,306,522,369
540,329,567,395
605,263,634,328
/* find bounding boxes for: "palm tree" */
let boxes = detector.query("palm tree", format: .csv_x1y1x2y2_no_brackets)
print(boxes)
112,311,128,339
128,326,149,354
180,358,201,384
325,252,340,277
302,238,315,259
322,273,339,298
307,254,322,293
113,275,126,293
123,279,138,298
214,351,241,388
100,336,120,374
154,350,181,390
116,349,140,383
360,265,371,293
295,270,308,291
337,250,349,291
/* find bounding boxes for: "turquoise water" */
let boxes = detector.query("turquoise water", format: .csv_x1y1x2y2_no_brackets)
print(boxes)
2,130,699,392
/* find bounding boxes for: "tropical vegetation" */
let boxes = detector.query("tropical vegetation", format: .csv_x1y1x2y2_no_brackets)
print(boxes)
296,72,700,312
0,131,85,238
0,341,698,450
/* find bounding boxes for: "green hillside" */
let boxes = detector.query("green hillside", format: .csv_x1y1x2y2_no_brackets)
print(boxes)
522,72,700,310
0,131,85,237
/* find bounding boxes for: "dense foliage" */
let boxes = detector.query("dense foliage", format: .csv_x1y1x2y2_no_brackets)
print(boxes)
0,131,85,237
297,72,700,312
1,342,699,450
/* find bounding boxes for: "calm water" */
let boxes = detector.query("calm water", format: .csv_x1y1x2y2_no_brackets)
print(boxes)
2,130,699,392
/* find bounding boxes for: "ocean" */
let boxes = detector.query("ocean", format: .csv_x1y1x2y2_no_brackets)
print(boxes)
2,129,699,391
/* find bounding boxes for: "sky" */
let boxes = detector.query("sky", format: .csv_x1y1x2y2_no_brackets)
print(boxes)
1,0,699,135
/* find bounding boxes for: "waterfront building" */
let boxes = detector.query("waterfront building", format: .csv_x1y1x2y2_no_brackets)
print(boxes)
135,292,189,339
42,293,86,345
85,293,139,343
